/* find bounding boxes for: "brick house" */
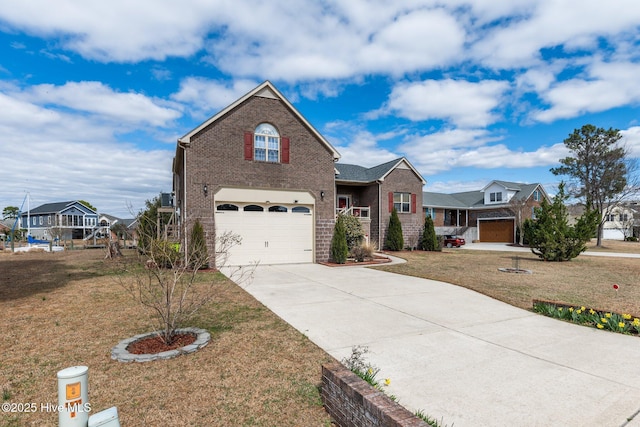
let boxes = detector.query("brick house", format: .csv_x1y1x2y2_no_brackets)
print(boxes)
172,81,425,266
423,180,549,243
335,158,425,249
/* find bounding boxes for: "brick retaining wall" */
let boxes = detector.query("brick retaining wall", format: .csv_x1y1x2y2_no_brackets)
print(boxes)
321,362,429,427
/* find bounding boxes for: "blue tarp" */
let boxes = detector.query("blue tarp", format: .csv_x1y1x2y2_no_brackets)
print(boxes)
27,235,50,245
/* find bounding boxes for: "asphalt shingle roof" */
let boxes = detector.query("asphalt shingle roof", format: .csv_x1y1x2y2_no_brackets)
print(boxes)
424,181,544,209
335,158,413,183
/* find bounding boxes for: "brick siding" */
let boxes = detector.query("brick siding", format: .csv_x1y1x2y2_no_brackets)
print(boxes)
179,95,336,265
380,169,424,249
321,363,429,427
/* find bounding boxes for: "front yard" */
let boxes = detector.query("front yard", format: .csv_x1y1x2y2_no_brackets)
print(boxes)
0,249,334,426
377,241,640,317
2,240,638,426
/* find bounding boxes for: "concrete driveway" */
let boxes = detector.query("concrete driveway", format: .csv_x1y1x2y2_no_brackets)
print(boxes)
233,261,640,427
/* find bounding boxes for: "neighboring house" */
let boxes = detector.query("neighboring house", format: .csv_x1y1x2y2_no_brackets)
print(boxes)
172,81,425,266
20,201,99,240
423,180,549,243
602,204,637,240
568,203,639,240
0,220,10,247
98,213,138,245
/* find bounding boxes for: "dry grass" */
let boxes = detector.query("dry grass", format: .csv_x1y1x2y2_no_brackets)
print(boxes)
585,238,640,253
0,249,334,426
377,244,640,317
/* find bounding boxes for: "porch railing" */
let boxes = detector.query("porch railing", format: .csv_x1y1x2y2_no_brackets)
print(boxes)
336,206,370,219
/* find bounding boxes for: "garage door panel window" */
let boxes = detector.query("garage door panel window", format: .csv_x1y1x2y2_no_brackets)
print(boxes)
244,205,264,212
217,204,239,211
268,205,288,212
292,206,310,213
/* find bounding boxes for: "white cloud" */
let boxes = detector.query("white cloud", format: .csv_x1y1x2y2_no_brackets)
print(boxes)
620,126,640,158
532,61,640,122
19,81,181,127
471,0,640,69
398,126,569,175
384,79,510,127
0,85,175,217
0,0,215,62
171,78,259,118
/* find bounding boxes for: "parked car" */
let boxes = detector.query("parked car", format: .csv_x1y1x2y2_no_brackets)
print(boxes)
443,235,465,248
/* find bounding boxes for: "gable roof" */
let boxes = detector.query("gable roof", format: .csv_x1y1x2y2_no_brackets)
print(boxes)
424,181,547,209
99,213,137,228
335,157,426,184
177,80,340,160
24,201,98,216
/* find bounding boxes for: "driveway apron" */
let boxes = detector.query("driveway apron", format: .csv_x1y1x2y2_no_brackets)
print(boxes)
231,263,640,427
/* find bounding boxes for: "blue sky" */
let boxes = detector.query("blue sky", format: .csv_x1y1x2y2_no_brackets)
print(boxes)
1,1,639,217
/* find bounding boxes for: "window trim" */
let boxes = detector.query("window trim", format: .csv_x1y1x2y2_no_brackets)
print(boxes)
394,192,411,213
254,123,280,163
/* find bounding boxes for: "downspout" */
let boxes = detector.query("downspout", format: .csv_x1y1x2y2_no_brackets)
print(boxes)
181,143,188,264
377,180,383,249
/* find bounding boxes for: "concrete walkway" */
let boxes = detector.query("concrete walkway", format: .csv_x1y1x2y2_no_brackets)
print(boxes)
233,261,640,427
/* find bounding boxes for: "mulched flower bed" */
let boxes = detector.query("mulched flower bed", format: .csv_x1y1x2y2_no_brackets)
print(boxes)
126,333,197,354
321,255,391,267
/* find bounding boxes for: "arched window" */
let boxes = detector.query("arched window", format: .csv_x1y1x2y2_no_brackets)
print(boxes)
268,206,287,212
292,206,310,213
244,205,264,212
254,123,280,163
217,204,239,211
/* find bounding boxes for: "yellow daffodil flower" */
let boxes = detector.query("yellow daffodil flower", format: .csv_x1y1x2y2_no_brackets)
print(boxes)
605,313,612,318
622,314,632,320
601,318,608,323
385,378,391,386
618,322,626,328
569,307,574,312
581,306,586,311
589,309,596,315
597,324,604,329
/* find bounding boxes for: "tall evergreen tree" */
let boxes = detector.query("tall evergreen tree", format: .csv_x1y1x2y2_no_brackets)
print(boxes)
385,208,404,251
551,124,635,246
330,216,348,264
420,215,439,251
526,183,598,261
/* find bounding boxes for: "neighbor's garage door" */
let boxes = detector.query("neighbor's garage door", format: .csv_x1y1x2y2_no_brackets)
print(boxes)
215,203,313,266
479,219,514,243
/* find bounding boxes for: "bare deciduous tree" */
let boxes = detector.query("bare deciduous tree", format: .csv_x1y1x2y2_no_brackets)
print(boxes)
118,221,254,344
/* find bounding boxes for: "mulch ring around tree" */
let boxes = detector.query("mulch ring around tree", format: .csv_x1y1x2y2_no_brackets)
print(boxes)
111,327,211,362
127,332,196,354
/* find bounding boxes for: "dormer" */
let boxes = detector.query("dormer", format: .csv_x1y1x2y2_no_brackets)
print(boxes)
482,181,521,205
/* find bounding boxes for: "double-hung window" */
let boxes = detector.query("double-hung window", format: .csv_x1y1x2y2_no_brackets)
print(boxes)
394,192,411,213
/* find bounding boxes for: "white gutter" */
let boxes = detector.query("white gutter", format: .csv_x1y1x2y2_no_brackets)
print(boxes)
182,144,188,262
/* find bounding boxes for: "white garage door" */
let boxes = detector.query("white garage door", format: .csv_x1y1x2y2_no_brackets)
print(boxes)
215,203,313,266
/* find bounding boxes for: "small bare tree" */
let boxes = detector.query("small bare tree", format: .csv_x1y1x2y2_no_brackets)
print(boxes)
509,195,536,246
118,213,254,344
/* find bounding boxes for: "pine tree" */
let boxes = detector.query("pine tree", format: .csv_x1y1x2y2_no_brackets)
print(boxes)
385,208,404,251
527,183,598,261
330,216,348,264
420,215,439,251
